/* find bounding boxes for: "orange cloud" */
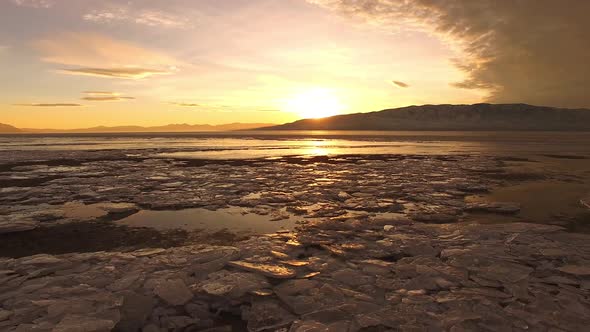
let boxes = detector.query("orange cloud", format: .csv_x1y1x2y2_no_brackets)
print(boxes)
392,81,409,88
34,32,178,79
81,96,135,101
80,91,134,101
82,91,118,95
14,103,83,107
172,102,201,107
62,67,168,79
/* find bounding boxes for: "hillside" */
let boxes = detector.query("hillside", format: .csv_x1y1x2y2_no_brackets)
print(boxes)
19,123,274,133
262,104,590,131
0,123,21,133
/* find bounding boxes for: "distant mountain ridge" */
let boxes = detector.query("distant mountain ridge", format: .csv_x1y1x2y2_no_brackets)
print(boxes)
0,123,21,133
262,103,590,131
4,123,274,133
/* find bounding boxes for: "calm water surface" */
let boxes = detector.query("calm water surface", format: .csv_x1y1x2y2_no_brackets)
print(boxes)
119,207,297,233
2,131,589,158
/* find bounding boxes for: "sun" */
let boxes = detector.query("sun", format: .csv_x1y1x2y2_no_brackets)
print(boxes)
284,88,347,119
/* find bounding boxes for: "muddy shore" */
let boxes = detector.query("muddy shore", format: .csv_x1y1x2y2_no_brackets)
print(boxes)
1,150,590,331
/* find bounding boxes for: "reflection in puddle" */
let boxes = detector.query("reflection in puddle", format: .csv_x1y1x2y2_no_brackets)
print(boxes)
61,202,139,220
463,155,590,231
118,207,298,233
466,180,590,230
63,202,109,219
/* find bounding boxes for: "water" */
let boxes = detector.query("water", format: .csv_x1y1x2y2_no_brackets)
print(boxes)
2,131,589,233
1,131,590,158
465,155,590,231
119,207,297,233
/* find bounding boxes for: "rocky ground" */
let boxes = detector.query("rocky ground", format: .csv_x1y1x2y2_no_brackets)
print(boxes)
1,150,590,331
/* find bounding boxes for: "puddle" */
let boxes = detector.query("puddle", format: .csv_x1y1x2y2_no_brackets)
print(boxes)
118,207,298,233
63,202,109,219
62,201,139,220
466,180,590,230
464,155,590,231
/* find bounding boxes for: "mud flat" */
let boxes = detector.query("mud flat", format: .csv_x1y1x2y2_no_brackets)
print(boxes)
1,149,590,330
2,222,590,331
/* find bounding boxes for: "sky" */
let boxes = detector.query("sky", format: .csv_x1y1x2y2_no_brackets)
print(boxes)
0,0,588,129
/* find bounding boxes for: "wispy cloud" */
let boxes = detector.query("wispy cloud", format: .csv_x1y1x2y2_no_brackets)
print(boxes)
62,67,169,79
80,91,134,101
308,0,590,108
83,5,191,29
34,32,178,79
11,0,53,8
14,103,83,107
392,80,409,88
134,10,190,28
171,102,201,107
82,91,118,95
82,96,135,101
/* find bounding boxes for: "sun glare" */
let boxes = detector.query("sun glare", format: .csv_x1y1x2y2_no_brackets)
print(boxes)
284,88,347,119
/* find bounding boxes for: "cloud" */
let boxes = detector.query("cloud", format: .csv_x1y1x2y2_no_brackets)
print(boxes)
392,80,409,88
82,91,118,95
308,0,590,108
11,0,53,8
134,10,190,28
34,32,177,79
62,67,168,79
83,5,191,28
80,91,134,100
81,96,135,101
172,102,201,107
14,103,83,107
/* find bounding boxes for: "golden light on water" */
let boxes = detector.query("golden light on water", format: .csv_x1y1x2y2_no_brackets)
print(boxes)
284,88,347,119
306,140,331,156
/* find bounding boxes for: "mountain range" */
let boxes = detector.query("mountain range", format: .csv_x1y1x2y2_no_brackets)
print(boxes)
3,103,590,133
262,103,590,131
0,123,274,133
0,123,21,133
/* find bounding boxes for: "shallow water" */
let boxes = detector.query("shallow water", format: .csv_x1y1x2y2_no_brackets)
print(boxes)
464,155,590,230
466,180,590,231
62,202,109,219
119,207,298,233
2,131,589,234
2,131,590,159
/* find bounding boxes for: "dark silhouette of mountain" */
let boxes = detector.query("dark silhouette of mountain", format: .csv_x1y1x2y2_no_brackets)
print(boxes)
262,104,590,131
18,123,275,133
0,123,21,133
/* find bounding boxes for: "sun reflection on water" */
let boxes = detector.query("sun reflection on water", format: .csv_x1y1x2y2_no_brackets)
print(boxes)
305,140,332,156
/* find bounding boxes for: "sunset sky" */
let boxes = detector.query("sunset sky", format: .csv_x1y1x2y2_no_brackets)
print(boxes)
1,0,588,129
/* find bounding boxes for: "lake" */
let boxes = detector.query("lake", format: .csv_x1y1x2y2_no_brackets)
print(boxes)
2,131,590,158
